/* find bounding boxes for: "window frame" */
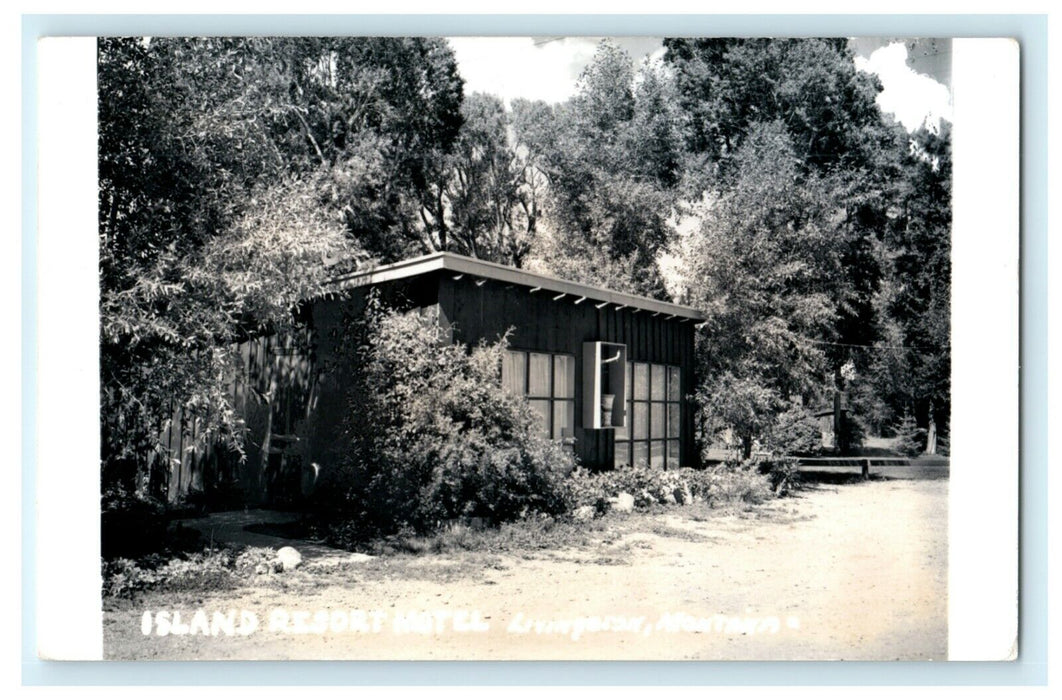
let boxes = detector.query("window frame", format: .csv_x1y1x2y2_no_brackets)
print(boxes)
615,361,682,469
502,348,576,442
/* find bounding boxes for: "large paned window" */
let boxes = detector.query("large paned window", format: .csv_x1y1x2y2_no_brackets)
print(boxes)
614,362,681,469
502,350,575,441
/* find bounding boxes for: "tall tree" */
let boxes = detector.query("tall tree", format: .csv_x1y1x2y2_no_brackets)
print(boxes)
523,41,685,298
664,38,926,450
419,92,537,266
685,123,842,455
860,122,952,438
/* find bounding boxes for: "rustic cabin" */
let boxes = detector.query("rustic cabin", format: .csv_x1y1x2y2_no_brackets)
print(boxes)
156,252,706,507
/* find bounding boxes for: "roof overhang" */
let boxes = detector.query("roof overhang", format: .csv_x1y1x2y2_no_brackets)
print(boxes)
329,252,706,322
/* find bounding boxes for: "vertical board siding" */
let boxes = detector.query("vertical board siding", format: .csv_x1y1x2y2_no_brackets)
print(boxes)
155,324,319,506
152,273,699,504
446,277,697,471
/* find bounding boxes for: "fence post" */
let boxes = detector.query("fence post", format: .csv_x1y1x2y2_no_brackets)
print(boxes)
862,458,871,480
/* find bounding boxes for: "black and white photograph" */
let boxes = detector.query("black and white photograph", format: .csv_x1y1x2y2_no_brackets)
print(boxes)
39,31,1012,662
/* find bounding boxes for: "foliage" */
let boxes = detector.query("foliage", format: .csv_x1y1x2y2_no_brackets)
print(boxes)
685,124,842,456
102,549,241,599
892,407,926,457
101,488,168,559
871,123,952,434
664,38,949,450
663,38,897,178
518,41,685,298
98,37,465,495
565,464,772,512
765,403,823,456
758,456,802,497
102,546,284,599
420,93,543,266
313,300,576,547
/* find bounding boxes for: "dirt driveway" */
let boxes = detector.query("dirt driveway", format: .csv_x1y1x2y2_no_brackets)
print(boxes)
104,475,947,661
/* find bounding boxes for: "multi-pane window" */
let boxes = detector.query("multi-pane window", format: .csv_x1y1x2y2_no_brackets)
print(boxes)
502,350,576,441
614,362,681,469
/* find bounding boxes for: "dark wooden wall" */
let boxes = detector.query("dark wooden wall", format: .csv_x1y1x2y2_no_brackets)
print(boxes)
151,326,318,507
439,276,698,470
154,271,697,505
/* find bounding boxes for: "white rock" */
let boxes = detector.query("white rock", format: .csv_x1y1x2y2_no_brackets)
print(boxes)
611,492,635,513
276,546,302,571
573,505,596,522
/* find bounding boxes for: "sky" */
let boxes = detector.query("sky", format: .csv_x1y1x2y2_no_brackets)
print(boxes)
447,36,953,133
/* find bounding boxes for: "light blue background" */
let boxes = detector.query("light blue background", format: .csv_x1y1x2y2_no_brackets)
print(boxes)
22,13,1048,686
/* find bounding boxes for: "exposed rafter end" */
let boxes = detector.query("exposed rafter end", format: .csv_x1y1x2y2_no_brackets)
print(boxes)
594,301,609,309
652,311,662,318
614,304,628,312
573,296,587,305
666,314,677,321
695,321,709,329
529,286,542,294
474,278,487,287
452,274,464,281
552,292,567,301
631,308,641,314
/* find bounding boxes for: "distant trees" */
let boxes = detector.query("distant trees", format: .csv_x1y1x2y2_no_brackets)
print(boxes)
662,38,948,453
854,122,952,441
515,41,686,298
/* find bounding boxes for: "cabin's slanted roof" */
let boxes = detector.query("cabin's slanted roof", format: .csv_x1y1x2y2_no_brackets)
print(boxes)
330,252,706,321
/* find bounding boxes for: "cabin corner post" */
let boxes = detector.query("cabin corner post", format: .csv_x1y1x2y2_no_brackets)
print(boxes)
582,341,602,429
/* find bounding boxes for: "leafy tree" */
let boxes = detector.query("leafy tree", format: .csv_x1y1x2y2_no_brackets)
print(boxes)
521,41,685,298
663,38,953,451
419,93,538,266
686,123,844,456
98,37,465,493
885,123,952,433
663,38,892,177
842,122,951,439
664,37,908,366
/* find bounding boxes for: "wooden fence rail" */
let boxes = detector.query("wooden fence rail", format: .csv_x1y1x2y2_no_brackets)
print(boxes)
793,456,950,480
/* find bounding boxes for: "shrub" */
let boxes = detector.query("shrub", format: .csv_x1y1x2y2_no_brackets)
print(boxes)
313,299,576,548
892,408,925,457
759,456,802,496
765,403,822,456
102,546,278,599
838,410,867,454
151,550,238,592
564,463,772,512
102,558,162,599
101,487,168,559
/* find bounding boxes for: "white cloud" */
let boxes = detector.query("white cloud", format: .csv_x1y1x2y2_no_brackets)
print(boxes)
855,42,953,132
447,37,599,106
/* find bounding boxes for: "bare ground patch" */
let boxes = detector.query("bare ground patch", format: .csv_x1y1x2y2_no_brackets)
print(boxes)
104,478,947,660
